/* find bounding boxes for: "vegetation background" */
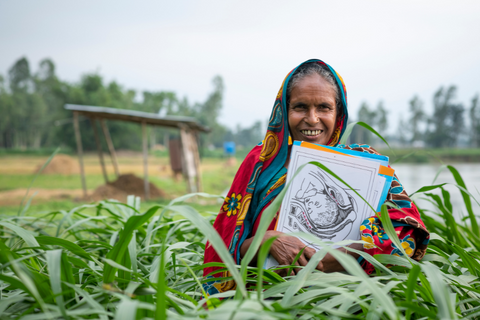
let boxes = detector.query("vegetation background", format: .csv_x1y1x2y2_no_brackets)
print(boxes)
1,56,480,156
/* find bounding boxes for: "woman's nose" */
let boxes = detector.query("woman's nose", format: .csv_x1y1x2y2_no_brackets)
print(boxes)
304,107,319,124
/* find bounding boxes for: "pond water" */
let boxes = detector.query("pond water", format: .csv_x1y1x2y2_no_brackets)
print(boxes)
392,163,480,221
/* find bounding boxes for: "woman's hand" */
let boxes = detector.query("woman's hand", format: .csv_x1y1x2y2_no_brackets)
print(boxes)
240,230,318,275
240,231,364,275
264,230,318,276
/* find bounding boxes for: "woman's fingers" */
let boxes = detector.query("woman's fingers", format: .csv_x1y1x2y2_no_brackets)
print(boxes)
293,261,302,275
303,247,316,260
297,254,309,267
269,234,323,274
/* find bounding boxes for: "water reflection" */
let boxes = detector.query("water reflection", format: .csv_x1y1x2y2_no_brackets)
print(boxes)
393,163,480,221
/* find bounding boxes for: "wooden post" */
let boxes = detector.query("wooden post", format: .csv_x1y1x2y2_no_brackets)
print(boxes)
91,118,109,184
164,130,169,150
179,125,196,193
73,112,87,198
142,121,150,200
100,119,120,177
192,131,202,192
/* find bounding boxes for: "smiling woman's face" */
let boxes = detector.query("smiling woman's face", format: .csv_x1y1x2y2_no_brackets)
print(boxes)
288,74,337,145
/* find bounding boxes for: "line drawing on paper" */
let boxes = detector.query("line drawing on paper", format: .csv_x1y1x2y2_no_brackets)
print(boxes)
288,167,358,240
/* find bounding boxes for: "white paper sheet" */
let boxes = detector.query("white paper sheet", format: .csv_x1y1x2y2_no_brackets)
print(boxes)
264,144,386,269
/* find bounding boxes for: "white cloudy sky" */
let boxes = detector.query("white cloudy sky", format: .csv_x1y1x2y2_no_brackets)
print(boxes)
1,0,479,133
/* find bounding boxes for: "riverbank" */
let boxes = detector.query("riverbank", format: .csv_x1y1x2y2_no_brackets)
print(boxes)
377,147,480,163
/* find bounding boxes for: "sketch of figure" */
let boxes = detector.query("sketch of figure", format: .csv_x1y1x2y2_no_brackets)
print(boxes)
289,166,358,240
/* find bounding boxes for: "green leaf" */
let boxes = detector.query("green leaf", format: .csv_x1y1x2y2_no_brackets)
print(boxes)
0,221,39,247
104,258,133,272
421,264,458,319
36,236,92,261
409,183,447,197
405,264,421,320
256,236,278,299
239,163,310,294
309,161,377,215
165,204,247,298
46,249,68,320
156,228,167,319
447,165,479,237
104,206,160,284
17,147,60,216
339,121,395,156
115,299,138,320
378,204,413,265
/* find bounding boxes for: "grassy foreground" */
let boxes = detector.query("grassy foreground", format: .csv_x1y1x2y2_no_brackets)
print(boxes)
0,163,479,319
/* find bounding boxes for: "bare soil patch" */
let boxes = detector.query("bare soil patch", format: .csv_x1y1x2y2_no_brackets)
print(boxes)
90,174,166,202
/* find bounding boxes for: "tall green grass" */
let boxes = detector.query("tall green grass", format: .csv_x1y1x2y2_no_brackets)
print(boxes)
0,168,479,319
1,125,479,318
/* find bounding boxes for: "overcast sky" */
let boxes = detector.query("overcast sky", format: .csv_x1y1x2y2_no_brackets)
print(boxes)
1,0,479,133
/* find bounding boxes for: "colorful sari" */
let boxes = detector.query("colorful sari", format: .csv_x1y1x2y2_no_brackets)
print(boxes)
203,59,429,294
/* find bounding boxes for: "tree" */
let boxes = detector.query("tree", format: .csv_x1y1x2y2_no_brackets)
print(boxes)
141,91,177,114
396,115,409,146
9,57,31,92
194,75,226,148
408,95,426,145
449,102,465,147
375,101,388,136
0,56,232,152
426,86,464,148
353,102,376,145
469,95,480,147
6,57,49,149
197,75,224,129
232,121,264,148
0,74,13,147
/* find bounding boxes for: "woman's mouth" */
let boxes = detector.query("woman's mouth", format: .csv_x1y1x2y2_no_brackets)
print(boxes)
300,129,323,136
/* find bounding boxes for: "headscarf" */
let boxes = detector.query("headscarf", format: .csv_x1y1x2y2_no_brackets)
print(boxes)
203,59,349,289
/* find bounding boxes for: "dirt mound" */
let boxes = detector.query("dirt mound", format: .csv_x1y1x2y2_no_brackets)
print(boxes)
90,174,166,202
36,154,79,175
90,184,129,202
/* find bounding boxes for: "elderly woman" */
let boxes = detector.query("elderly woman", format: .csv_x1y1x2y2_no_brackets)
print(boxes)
203,59,429,294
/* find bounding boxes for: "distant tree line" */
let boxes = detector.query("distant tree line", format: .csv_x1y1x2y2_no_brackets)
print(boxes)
3,57,477,153
349,86,480,148
0,57,263,152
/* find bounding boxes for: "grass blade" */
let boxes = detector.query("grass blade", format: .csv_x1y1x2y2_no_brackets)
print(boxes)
46,249,68,319
447,165,479,236
17,147,60,216
339,121,395,156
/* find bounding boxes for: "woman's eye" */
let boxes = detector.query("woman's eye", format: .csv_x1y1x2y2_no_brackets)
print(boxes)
294,105,307,110
318,105,332,111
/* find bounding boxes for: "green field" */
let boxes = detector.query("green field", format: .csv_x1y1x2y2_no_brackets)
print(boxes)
0,151,480,318
0,153,239,215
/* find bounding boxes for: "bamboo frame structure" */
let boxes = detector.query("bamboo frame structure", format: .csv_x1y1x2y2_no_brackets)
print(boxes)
72,112,87,198
90,118,109,184
100,119,120,177
142,121,150,200
66,104,209,199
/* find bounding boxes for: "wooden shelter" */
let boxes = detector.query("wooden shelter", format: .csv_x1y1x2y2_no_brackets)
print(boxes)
65,104,209,200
